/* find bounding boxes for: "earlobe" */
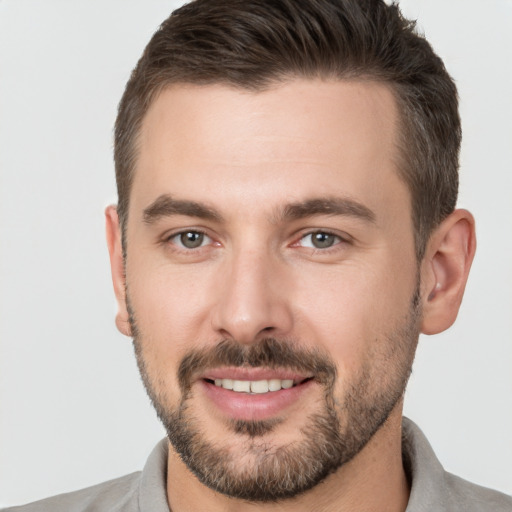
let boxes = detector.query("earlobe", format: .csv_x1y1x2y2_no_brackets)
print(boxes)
105,205,132,337
421,209,476,335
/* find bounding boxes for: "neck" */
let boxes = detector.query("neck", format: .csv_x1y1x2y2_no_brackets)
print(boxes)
166,406,409,512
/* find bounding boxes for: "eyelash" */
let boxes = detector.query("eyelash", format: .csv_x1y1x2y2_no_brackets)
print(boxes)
164,229,213,251
163,228,350,253
293,230,350,251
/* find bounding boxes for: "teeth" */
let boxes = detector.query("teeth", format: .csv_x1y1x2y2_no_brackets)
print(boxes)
268,379,282,391
233,380,251,393
221,378,233,390
250,380,269,394
213,378,297,393
281,379,294,389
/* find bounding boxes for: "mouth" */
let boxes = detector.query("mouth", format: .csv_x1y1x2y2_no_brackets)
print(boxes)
198,368,316,422
204,376,313,394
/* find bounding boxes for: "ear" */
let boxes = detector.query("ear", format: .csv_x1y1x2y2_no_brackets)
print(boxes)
420,209,476,335
105,205,132,337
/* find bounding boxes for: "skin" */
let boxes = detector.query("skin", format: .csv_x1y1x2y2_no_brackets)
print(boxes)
106,79,476,512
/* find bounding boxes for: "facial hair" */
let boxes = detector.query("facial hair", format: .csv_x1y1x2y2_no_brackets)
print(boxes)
129,292,421,502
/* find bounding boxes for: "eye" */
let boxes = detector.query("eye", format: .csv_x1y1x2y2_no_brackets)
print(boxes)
169,230,212,249
298,231,342,249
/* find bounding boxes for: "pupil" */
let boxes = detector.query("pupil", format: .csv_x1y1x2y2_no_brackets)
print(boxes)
181,232,203,248
313,232,334,248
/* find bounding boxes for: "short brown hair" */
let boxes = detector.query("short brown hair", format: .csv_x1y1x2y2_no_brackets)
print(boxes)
115,0,460,259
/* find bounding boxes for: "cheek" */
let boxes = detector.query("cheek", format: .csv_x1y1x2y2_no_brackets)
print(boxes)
292,259,416,372
128,256,214,332
125,261,217,395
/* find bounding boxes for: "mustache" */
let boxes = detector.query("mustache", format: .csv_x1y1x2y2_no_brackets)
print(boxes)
178,337,337,393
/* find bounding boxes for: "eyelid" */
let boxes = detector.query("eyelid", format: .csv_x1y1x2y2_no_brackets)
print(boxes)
299,233,340,250
163,228,214,249
160,227,352,252
292,228,352,247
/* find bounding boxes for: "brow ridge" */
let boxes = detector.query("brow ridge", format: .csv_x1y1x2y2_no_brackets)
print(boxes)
142,194,375,225
280,197,376,223
143,194,223,224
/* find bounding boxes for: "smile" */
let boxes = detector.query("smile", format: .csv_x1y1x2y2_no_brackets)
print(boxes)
208,377,309,394
200,372,315,422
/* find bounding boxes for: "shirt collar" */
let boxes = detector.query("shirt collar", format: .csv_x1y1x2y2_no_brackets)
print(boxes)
402,416,451,511
138,438,170,512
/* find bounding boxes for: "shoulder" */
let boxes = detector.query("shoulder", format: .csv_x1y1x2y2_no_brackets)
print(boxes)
402,417,512,511
2,438,169,512
1,471,142,512
443,472,512,512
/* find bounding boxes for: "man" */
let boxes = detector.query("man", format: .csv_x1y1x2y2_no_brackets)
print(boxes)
3,0,511,510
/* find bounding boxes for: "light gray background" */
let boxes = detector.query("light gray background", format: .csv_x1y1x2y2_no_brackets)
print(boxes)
1,0,511,507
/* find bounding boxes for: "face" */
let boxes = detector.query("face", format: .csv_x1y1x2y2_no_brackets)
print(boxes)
120,80,421,501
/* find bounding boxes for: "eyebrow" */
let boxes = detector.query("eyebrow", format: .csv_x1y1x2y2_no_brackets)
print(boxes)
143,194,224,224
280,197,376,223
142,194,375,225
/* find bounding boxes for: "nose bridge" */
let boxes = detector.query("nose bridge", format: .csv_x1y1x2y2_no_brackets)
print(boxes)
212,241,292,343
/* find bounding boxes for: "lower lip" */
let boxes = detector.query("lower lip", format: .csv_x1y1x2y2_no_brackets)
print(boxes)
200,379,315,421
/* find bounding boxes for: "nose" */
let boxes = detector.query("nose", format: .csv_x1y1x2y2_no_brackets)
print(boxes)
211,246,294,344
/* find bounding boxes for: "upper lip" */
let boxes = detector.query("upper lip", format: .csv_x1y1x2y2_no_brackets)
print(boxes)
201,367,313,383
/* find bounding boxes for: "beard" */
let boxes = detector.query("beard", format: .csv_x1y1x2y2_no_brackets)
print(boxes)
128,290,421,503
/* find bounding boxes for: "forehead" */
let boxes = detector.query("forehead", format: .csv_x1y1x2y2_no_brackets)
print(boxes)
132,79,408,224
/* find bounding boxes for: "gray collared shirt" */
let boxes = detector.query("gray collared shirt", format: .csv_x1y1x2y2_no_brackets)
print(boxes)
3,418,511,511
